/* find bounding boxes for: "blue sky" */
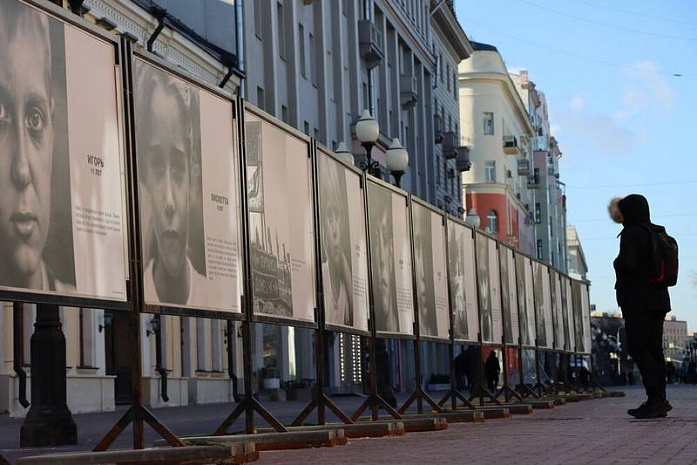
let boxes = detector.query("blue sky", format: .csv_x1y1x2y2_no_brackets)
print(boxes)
455,0,697,333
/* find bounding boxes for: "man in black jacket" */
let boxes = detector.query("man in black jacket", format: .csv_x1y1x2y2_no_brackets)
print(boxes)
611,194,671,418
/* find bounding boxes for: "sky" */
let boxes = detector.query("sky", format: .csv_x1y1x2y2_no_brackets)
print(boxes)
454,0,697,333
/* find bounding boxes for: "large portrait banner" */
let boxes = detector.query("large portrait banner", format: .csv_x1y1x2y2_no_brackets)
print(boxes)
515,253,536,347
411,201,449,341
367,181,413,337
447,220,479,343
0,0,128,304
475,232,503,344
244,107,315,324
550,270,565,351
562,276,575,352
532,260,554,350
581,281,592,354
317,149,369,333
499,245,520,345
133,57,243,315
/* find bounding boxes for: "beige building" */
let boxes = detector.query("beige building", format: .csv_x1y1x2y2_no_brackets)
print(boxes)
458,42,536,254
664,316,688,363
567,225,588,280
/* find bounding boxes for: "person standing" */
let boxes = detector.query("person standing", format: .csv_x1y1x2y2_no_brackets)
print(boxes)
610,194,672,419
485,350,501,394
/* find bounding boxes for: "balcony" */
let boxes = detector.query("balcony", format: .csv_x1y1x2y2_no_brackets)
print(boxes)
503,135,520,154
441,131,456,159
455,146,471,172
517,159,530,176
527,172,540,189
400,74,418,109
358,20,384,70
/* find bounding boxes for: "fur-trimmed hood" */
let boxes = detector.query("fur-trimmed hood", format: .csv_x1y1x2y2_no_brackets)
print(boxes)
608,197,624,224
608,194,651,226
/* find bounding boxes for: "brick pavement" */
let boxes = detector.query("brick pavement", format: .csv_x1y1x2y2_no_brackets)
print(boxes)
1,385,695,464
257,385,697,465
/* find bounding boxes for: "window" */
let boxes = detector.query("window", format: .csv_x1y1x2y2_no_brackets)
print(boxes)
446,63,450,91
309,32,318,86
254,0,263,40
299,24,306,78
281,105,289,123
487,210,499,234
484,161,496,183
303,121,310,136
256,86,265,110
483,112,495,135
535,202,541,223
537,240,543,260
277,2,285,59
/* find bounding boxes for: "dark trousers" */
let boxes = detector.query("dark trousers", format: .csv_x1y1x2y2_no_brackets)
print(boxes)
623,310,667,402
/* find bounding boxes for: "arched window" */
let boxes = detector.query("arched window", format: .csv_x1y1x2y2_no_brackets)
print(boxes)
487,210,499,234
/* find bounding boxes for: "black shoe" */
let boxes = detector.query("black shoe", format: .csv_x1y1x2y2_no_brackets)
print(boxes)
627,401,648,417
631,400,671,419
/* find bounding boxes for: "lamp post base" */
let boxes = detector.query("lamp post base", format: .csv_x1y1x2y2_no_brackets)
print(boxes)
19,304,77,447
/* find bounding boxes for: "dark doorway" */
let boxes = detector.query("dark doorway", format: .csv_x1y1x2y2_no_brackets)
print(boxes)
104,311,131,404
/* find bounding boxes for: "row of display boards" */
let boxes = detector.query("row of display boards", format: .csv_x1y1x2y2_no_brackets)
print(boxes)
0,0,592,355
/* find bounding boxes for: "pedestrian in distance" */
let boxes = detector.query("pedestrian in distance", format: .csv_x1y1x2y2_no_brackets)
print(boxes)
485,350,501,394
610,194,677,419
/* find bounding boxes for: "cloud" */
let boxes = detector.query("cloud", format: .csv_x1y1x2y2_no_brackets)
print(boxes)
550,124,561,137
561,112,635,156
616,60,675,119
570,96,585,110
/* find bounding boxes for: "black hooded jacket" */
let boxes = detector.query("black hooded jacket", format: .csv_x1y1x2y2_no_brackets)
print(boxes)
613,194,670,312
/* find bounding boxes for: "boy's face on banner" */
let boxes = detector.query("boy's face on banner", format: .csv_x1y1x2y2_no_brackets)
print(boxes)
0,13,54,283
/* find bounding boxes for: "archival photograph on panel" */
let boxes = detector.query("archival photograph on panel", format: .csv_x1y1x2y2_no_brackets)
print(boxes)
571,280,584,352
318,151,369,333
475,232,492,343
447,220,479,343
367,182,413,336
533,261,553,349
134,59,242,313
0,0,128,301
552,272,565,351
499,247,519,345
515,253,535,347
245,111,315,323
412,203,449,340
563,277,575,352
581,282,592,353
487,236,503,344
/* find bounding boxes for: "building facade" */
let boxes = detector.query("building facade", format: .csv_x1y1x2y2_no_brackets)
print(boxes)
458,45,569,271
514,74,568,272
567,225,588,280
244,0,471,217
664,316,688,363
458,42,536,254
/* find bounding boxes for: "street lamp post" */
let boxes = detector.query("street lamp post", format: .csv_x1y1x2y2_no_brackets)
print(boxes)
465,209,481,229
335,142,354,165
355,110,380,177
385,138,408,188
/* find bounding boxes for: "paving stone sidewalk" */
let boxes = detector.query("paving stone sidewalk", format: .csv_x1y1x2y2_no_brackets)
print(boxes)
257,385,697,465
1,385,695,464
